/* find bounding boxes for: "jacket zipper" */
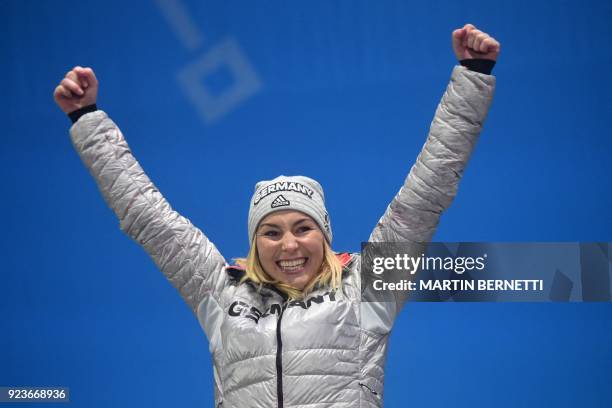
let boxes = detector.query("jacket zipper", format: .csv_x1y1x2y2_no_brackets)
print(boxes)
276,302,287,408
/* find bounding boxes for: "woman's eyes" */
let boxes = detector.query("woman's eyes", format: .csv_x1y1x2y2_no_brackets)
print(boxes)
260,226,313,237
296,226,313,234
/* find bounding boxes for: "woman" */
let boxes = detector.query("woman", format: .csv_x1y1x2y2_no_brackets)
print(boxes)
54,24,499,408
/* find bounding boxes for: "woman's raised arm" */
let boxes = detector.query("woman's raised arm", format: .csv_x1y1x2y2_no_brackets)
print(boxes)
54,67,228,316
369,24,499,244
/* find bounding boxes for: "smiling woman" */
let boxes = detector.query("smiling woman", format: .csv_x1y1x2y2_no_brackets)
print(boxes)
236,178,344,299
54,23,499,408
255,210,327,290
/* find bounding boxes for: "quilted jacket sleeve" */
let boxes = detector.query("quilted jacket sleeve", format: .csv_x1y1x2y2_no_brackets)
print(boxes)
369,65,495,244
69,110,228,314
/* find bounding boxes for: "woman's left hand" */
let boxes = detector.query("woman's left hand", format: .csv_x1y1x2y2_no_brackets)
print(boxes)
452,24,500,61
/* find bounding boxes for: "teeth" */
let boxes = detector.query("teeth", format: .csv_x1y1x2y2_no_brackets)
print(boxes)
278,258,306,269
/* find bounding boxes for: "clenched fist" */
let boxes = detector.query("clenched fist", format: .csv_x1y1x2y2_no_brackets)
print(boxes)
53,66,98,115
452,24,500,61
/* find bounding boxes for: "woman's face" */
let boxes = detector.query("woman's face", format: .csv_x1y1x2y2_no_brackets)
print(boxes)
256,210,325,290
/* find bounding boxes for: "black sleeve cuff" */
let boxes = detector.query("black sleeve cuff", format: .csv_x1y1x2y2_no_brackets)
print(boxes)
459,59,496,75
69,104,98,124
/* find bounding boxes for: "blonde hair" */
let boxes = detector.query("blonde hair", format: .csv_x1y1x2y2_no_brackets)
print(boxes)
235,238,343,300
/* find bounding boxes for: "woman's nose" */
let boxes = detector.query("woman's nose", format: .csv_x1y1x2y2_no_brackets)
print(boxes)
281,233,299,251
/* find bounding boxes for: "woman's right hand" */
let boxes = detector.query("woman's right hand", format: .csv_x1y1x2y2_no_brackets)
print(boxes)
53,66,99,115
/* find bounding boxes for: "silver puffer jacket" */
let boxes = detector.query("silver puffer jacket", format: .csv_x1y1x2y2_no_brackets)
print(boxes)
69,66,495,407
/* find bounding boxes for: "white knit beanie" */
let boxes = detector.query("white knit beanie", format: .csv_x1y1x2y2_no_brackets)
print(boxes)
248,175,332,244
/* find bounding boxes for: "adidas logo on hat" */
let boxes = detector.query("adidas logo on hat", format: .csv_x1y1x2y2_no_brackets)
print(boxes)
271,194,290,208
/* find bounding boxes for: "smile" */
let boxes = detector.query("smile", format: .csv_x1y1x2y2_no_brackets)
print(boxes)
277,258,308,272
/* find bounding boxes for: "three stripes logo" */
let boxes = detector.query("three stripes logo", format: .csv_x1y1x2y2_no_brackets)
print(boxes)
271,194,290,208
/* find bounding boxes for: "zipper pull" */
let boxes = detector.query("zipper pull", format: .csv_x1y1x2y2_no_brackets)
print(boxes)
359,382,379,396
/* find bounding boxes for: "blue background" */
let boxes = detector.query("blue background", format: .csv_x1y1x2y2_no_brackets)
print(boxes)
2,0,612,406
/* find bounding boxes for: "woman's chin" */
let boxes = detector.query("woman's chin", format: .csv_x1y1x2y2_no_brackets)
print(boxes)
281,271,313,290
284,277,308,290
